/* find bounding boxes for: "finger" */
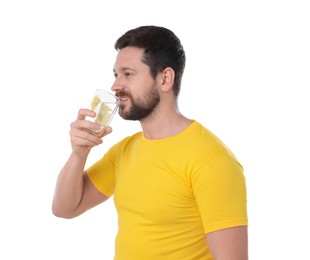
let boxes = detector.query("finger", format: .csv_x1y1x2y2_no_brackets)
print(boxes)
71,135,101,147
77,108,96,120
71,128,103,146
98,126,113,138
71,119,102,133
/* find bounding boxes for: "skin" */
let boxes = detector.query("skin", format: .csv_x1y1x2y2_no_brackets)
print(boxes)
52,46,248,259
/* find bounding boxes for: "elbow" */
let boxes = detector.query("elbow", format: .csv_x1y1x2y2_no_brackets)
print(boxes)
51,204,77,219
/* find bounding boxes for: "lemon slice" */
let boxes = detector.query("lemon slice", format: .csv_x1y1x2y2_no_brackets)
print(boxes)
91,95,100,110
95,103,113,126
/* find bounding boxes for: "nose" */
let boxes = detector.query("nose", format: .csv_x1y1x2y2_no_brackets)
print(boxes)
111,78,125,92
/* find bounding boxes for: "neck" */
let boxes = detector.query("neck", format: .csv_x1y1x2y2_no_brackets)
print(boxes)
139,100,193,140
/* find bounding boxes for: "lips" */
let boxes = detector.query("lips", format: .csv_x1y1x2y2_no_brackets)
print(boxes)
116,91,131,102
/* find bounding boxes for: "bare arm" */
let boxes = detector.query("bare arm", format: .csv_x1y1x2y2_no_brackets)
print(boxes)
52,109,111,218
206,226,248,260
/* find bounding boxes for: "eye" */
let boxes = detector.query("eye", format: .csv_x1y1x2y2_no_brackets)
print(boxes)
125,72,132,77
113,73,118,78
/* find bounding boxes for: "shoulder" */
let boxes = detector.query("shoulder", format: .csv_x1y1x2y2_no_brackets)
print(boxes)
188,121,237,158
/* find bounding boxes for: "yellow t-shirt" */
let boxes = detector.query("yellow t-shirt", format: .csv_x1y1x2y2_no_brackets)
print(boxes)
87,121,248,260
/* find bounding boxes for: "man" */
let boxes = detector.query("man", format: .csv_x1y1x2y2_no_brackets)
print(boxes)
52,25,248,259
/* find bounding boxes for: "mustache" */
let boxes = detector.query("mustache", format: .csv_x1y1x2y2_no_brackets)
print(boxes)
116,91,132,99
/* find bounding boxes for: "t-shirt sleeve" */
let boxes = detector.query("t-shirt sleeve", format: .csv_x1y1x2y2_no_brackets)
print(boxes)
86,145,118,197
191,155,248,234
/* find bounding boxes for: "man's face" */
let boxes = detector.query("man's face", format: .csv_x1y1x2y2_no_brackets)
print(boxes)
112,47,160,121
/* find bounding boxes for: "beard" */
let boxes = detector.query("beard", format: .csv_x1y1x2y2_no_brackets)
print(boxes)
117,86,160,121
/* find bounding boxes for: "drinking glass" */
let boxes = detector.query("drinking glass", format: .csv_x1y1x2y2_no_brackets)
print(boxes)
89,89,119,129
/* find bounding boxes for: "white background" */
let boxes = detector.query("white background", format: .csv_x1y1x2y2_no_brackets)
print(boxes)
1,0,309,259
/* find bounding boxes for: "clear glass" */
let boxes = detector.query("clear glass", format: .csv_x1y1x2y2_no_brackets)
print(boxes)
89,89,119,129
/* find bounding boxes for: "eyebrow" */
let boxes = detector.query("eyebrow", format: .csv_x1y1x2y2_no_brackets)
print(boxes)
113,67,136,73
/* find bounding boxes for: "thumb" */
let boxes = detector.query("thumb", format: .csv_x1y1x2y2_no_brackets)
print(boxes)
98,126,113,138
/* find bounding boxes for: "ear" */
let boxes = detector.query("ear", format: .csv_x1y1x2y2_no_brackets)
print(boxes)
160,67,175,93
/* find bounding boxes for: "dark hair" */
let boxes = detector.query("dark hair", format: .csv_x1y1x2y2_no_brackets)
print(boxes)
114,25,186,97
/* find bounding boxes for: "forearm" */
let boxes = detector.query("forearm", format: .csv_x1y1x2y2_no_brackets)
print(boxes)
52,152,88,218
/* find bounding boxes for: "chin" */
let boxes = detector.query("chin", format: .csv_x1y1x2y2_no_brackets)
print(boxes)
118,108,129,120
